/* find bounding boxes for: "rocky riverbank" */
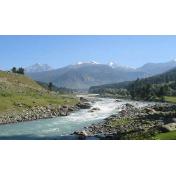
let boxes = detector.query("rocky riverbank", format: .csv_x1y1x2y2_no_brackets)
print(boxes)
74,102,176,139
0,97,92,125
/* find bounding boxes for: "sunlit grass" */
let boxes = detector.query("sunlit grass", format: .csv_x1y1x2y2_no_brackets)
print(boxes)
165,96,176,103
153,131,176,140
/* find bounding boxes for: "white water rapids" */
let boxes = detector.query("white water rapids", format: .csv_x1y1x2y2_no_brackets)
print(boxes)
0,95,151,139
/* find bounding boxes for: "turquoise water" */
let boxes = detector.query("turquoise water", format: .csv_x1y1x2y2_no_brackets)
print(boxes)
0,97,149,140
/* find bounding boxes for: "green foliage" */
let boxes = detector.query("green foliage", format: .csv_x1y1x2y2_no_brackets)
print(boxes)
48,82,53,91
11,67,17,73
18,67,25,74
11,67,24,74
128,79,176,101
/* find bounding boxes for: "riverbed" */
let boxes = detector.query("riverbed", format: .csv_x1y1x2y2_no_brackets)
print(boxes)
0,96,151,140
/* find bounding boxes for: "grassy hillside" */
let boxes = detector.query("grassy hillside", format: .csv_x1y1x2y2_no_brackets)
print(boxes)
0,71,78,114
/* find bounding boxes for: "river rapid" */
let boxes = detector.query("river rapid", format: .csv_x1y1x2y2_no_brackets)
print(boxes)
0,95,152,140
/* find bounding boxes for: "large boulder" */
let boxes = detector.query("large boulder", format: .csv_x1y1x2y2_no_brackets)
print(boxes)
144,107,156,113
74,130,90,139
59,106,69,116
88,107,100,113
161,123,176,132
77,102,91,109
80,97,89,102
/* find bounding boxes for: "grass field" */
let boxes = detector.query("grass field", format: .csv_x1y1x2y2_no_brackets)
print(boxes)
153,131,176,140
0,93,78,112
165,96,176,104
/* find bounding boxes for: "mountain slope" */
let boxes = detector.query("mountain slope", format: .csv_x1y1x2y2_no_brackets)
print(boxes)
27,63,147,90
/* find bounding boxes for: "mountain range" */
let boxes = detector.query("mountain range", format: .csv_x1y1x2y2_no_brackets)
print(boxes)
89,64,176,100
26,62,147,89
26,60,176,90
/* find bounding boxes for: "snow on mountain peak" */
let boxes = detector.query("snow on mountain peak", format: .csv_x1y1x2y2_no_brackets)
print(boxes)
108,61,136,70
108,61,118,67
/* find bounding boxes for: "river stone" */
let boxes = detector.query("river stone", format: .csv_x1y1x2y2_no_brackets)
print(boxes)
77,102,91,109
80,97,89,102
115,99,122,102
144,107,156,113
88,107,100,113
68,107,75,112
74,130,90,139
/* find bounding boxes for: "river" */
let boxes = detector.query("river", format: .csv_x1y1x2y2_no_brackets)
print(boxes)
0,95,151,140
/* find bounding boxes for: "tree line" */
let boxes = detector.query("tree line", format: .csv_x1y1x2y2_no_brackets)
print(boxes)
11,67,25,74
128,78,176,101
89,67,176,101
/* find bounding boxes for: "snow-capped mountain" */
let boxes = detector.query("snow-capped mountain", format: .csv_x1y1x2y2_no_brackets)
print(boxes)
25,63,53,73
26,59,176,90
108,61,135,71
27,62,146,90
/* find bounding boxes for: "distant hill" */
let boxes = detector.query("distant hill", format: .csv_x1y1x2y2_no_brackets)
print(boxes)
27,62,148,90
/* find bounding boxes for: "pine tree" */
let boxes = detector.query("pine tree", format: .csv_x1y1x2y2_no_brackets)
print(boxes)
48,82,53,91
11,67,17,73
17,67,24,74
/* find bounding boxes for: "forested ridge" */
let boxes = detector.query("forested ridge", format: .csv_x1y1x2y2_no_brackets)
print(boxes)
89,67,176,101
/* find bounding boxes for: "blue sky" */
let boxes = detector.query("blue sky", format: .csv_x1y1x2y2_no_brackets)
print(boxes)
0,35,176,70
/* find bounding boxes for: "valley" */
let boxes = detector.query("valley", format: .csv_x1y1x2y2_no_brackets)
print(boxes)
1,54,176,139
